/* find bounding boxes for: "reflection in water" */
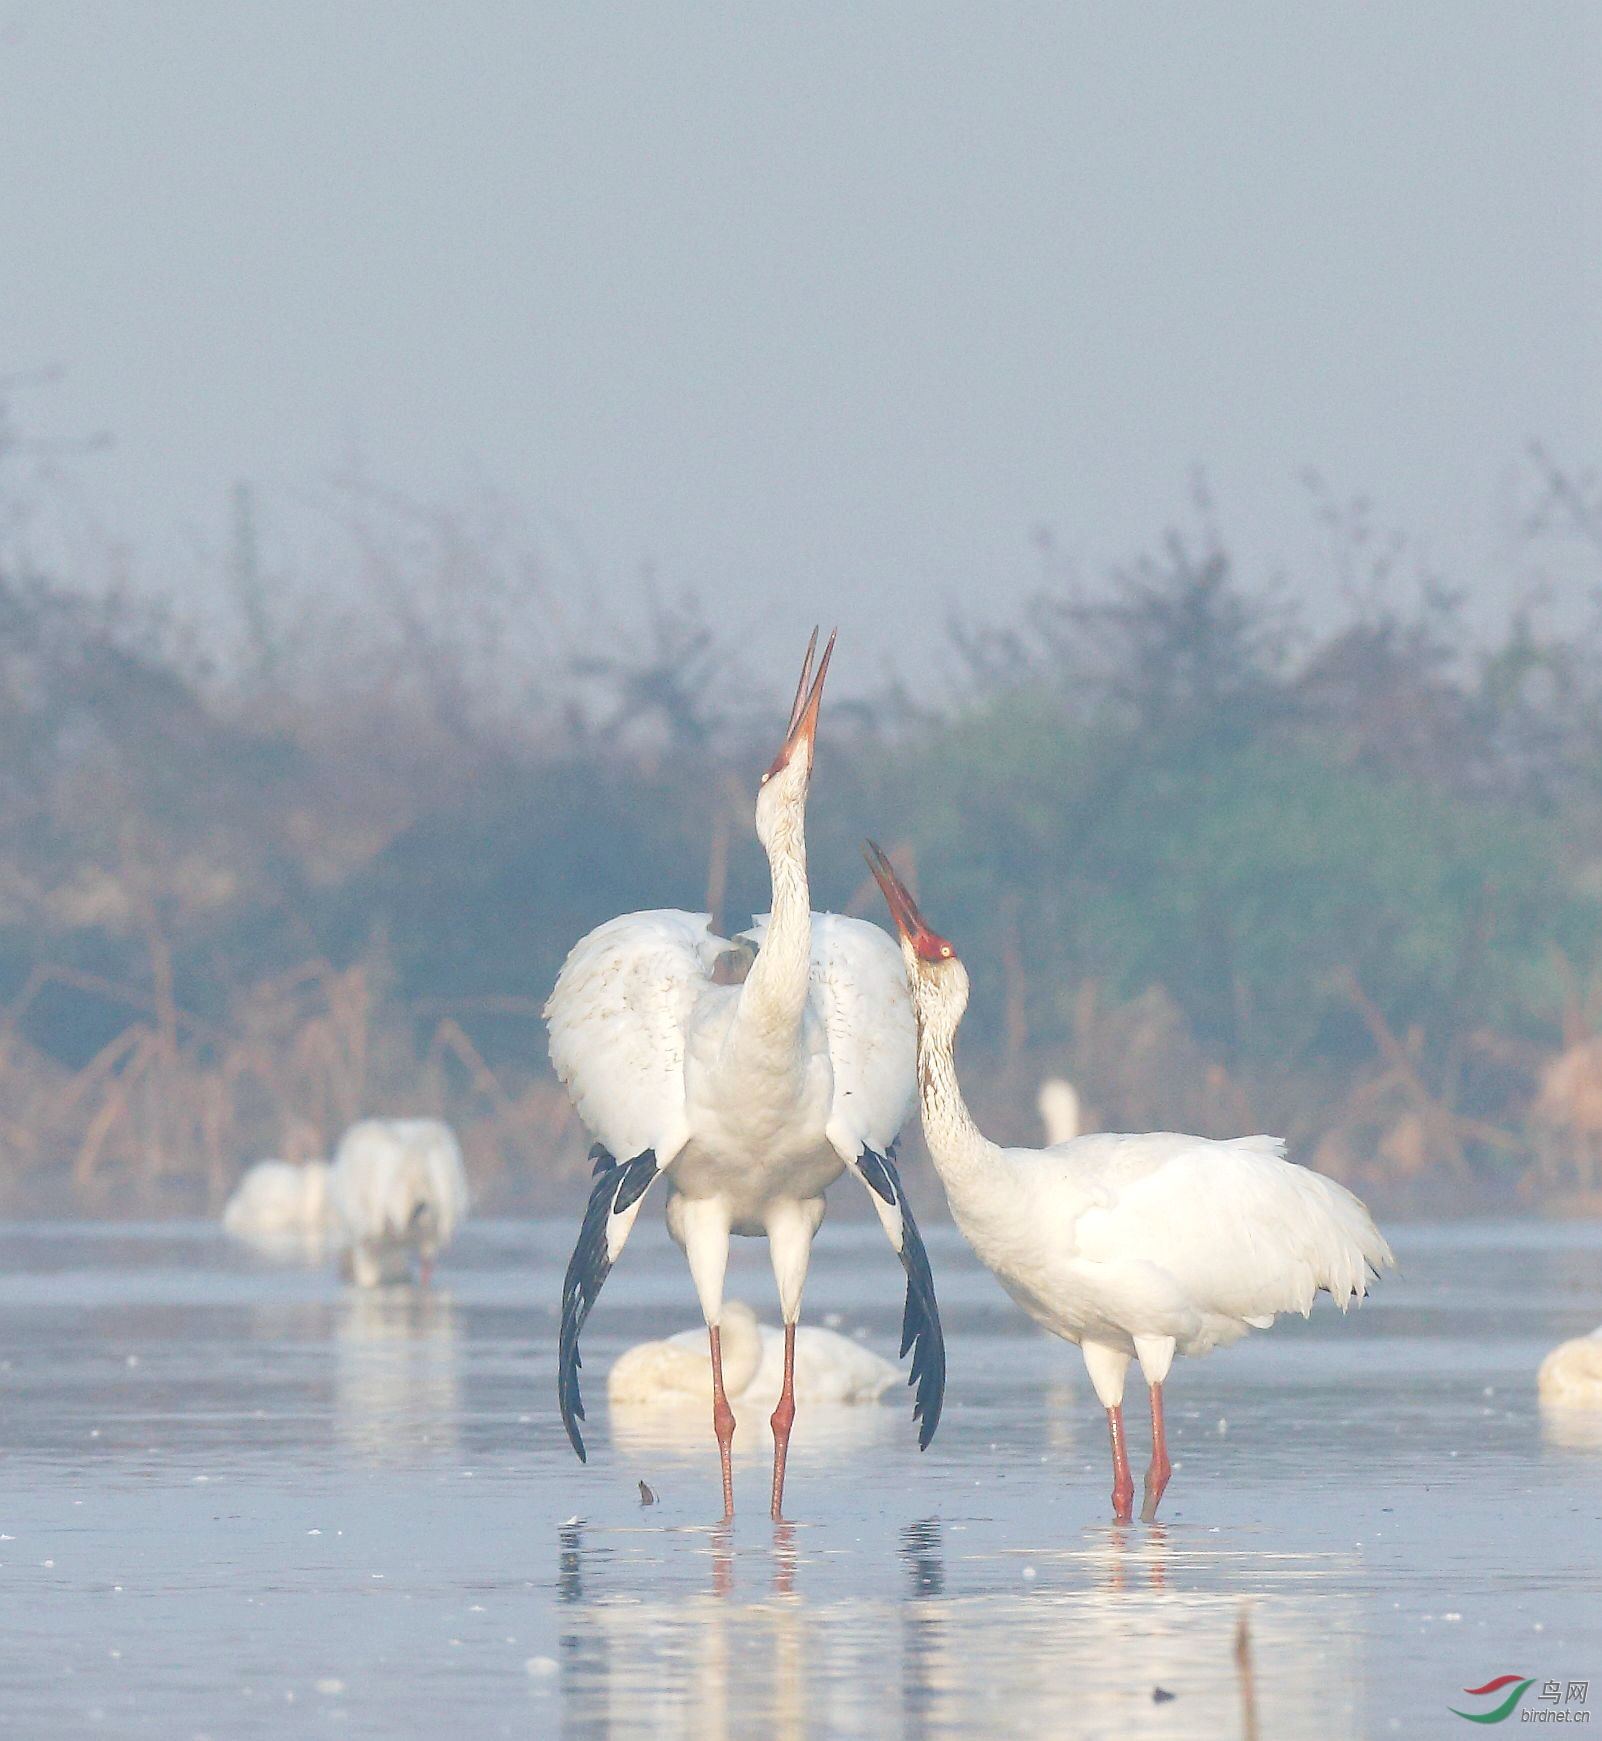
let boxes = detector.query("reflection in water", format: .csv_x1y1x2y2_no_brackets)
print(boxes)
554,1520,1365,1740
559,1522,587,1604
902,1519,944,1598
334,1289,461,1464
771,1519,797,1599
558,1521,797,1741
227,1224,339,1267
901,1521,945,1739
1540,1401,1602,1453
559,1523,610,1741
1042,1376,1080,1455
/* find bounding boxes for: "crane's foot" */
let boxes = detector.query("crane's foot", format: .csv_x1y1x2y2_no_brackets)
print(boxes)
1140,1469,1170,1523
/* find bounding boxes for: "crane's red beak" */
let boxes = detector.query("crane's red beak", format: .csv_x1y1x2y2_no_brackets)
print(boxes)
765,628,836,781
864,841,958,963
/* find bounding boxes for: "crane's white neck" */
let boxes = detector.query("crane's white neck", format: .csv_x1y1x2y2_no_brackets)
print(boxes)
911,963,1002,1190
732,787,812,1057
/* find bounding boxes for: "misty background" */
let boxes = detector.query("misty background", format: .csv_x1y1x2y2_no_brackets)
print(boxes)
0,2,1599,1215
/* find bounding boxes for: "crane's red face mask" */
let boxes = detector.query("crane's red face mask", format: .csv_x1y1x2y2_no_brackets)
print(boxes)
864,841,958,964
762,628,835,785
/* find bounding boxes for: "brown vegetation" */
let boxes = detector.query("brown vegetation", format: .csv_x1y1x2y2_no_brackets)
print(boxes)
0,939,575,1216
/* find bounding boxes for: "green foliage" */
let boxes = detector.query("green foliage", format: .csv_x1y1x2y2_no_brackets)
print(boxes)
855,689,1598,1079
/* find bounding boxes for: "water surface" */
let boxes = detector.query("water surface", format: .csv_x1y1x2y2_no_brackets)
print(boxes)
0,1217,1598,1738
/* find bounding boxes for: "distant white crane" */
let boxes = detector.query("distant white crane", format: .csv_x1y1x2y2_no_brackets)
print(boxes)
547,632,943,1520
222,1159,336,1246
608,1300,900,1410
1038,1077,1083,1146
1539,1326,1602,1406
330,1118,469,1287
866,842,1394,1522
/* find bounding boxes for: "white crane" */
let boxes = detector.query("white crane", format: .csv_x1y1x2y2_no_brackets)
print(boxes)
546,632,943,1520
607,1300,900,1410
865,842,1394,1523
1037,1077,1083,1145
329,1118,469,1287
222,1158,336,1247
1539,1326,1602,1406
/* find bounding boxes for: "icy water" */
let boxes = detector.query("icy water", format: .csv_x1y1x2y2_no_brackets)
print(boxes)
0,1219,1598,1739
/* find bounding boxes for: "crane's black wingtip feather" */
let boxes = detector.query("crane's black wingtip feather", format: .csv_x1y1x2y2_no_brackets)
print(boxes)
557,1146,661,1466
557,1317,590,1460
863,1145,946,1451
917,1402,940,1452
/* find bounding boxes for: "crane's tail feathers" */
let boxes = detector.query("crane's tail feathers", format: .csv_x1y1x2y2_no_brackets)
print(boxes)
558,1146,661,1461
855,1145,946,1451
1304,1174,1396,1311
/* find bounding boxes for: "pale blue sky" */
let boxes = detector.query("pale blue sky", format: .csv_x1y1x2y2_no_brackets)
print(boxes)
3,2,1599,682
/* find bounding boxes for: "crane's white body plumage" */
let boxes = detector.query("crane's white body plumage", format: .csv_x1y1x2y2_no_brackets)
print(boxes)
936,1126,1391,1402
607,1300,899,1409
1539,1326,1602,1407
222,1159,336,1246
545,908,724,1174
330,1118,469,1287
546,905,914,1304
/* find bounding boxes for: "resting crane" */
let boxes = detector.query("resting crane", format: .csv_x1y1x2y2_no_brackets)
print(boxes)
607,1300,900,1410
1539,1326,1602,1406
222,1159,335,1246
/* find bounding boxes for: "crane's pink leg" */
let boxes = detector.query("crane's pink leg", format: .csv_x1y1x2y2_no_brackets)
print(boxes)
769,1322,797,1521
1106,1405,1135,1521
1141,1382,1173,1522
710,1326,736,1521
